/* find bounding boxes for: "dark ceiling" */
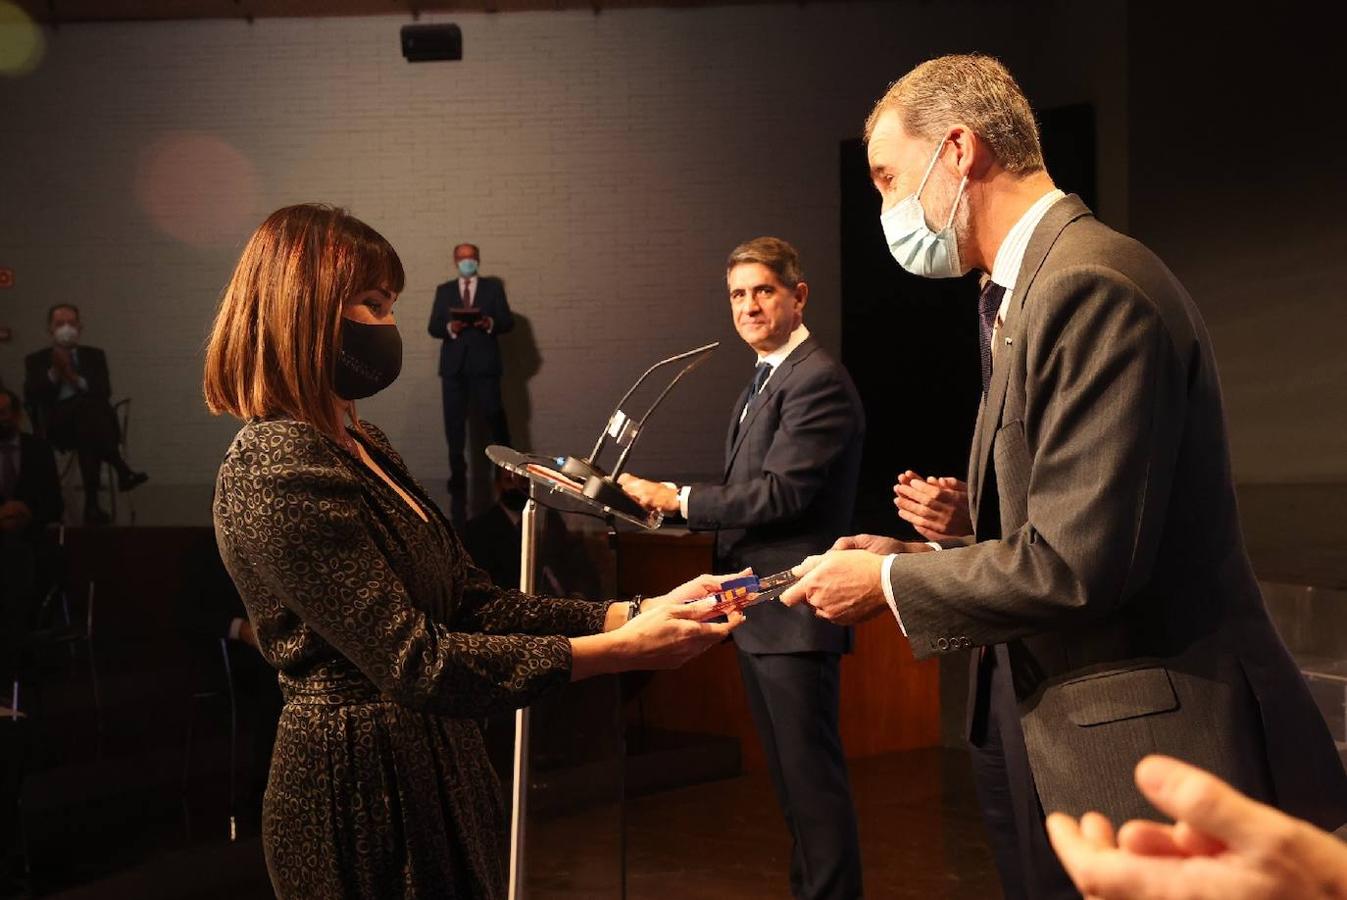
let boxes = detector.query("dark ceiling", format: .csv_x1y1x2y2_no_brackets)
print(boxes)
13,0,787,23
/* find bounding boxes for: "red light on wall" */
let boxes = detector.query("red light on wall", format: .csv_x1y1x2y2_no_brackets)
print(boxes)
0,267,12,288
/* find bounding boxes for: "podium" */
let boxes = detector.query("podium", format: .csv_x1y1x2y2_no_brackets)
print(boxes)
486,446,661,900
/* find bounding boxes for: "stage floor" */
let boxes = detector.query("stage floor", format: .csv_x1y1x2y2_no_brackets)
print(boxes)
38,748,999,899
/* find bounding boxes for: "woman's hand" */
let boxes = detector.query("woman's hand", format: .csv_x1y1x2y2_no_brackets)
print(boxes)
571,599,743,680
640,568,753,613
615,599,743,669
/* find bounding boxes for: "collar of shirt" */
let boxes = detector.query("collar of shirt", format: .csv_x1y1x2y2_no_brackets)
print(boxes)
755,323,810,387
460,275,479,292
989,188,1065,325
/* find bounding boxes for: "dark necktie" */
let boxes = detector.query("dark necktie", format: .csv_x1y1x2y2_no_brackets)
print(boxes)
978,281,1007,393
734,362,773,440
462,280,473,307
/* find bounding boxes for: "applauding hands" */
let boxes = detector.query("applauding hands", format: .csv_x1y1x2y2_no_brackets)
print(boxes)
1047,755,1347,900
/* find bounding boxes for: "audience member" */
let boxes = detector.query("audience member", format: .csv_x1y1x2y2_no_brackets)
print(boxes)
23,304,146,524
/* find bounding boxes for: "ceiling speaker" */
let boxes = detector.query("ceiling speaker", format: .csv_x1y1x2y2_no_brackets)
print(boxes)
401,24,462,62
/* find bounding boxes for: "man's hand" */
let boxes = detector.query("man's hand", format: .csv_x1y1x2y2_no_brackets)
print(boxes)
449,320,467,335
50,346,79,384
474,315,494,331
894,471,972,541
0,500,33,533
778,549,889,625
831,533,934,555
617,474,680,514
1047,754,1347,900
237,619,261,651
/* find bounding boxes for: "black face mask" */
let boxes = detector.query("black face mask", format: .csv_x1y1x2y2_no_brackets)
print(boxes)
334,318,402,400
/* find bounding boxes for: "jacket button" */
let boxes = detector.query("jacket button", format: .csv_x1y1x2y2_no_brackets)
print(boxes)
936,637,949,651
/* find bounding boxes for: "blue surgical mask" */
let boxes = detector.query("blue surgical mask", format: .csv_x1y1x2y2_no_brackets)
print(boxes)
456,258,479,278
879,141,969,279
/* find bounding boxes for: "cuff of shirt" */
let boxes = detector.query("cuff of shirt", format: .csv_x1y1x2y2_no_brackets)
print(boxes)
880,554,907,636
227,617,245,641
676,486,690,519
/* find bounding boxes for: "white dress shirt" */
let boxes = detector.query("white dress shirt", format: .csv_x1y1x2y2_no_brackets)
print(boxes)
676,324,811,518
880,189,1066,632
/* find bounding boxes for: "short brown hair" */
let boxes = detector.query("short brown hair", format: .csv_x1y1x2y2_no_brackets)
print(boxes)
864,54,1045,176
726,236,804,289
203,204,404,436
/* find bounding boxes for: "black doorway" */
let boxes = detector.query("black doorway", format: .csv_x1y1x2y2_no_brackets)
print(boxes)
839,104,1098,536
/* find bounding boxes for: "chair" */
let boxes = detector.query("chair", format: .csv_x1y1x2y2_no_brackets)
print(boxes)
51,397,133,526
181,636,239,843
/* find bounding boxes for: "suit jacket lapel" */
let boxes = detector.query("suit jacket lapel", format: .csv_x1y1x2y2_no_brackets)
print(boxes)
723,383,753,470
969,195,1092,525
723,337,818,478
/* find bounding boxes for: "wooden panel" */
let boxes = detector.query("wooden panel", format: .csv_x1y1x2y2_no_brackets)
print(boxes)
615,530,941,771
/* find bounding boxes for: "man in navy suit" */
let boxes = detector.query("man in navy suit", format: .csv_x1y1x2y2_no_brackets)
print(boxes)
621,237,866,899
427,243,515,517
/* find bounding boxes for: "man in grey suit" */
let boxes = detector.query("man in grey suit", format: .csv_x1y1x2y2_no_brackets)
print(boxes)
621,237,865,899
782,54,1347,899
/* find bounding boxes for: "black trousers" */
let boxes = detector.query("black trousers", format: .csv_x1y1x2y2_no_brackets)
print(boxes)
968,647,1079,900
737,650,863,900
47,396,128,506
440,373,510,487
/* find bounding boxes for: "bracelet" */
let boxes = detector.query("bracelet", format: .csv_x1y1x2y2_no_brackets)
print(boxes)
627,595,643,621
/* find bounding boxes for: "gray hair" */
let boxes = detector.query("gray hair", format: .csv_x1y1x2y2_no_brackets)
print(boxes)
864,54,1045,176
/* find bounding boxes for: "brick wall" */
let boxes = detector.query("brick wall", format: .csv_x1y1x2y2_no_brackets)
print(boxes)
0,1,1128,490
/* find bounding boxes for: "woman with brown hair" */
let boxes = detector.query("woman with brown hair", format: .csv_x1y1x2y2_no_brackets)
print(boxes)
205,203,739,899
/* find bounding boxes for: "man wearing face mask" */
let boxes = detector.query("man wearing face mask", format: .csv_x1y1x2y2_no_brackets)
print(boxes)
427,243,515,524
23,304,147,525
621,237,866,900
779,54,1347,899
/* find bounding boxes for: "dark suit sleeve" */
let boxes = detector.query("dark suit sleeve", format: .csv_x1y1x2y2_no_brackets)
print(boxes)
83,348,112,402
685,365,860,531
455,562,610,638
23,351,59,422
889,267,1186,657
489,279,514,335
427,283,451,339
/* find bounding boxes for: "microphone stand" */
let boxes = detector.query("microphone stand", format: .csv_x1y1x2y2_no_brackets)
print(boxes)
559,341,718,519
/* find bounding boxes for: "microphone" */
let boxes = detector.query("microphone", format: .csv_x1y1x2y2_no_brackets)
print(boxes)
560,341,718,519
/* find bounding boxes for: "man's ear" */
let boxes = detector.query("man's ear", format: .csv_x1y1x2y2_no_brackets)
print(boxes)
794,281,809,313
947,124,988,180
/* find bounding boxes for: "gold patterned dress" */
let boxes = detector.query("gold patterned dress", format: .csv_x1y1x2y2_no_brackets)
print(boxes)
213,418,609,899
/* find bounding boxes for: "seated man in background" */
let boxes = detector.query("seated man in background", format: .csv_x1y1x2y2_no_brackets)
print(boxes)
1048,754,1347,900
621,237,866,900
23,303,147,525
1,387,63,652
0,388,63,543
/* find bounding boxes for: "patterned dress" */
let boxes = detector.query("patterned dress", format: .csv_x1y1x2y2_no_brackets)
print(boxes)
213,418,610,899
